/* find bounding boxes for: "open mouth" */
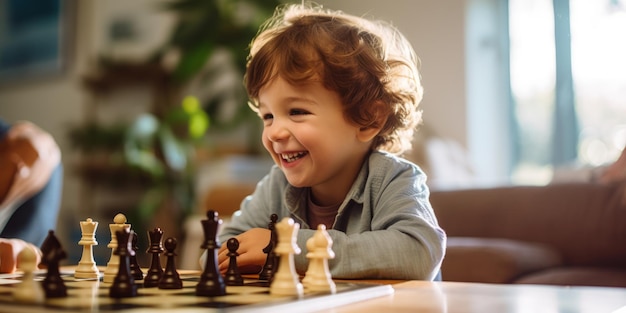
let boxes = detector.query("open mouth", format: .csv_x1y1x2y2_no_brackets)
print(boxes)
281,152,308,163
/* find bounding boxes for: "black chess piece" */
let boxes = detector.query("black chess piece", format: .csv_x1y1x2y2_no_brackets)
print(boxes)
144,227,164,288
110,228,138,298
158,237,183,289
196,210,226,296
40,230,67,298
259,214,278,281
129,231,144,280
225,238,244,286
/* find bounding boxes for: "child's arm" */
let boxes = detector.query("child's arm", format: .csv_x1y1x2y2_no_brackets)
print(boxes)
214,170,282,274
217,227,270,274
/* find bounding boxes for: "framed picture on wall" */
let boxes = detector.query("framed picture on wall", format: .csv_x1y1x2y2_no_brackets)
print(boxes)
0,0,73,84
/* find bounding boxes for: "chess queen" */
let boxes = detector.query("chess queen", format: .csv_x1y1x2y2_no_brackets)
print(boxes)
75,218,99,279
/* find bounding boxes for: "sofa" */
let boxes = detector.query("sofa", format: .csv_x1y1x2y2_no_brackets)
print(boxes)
429,181,626,287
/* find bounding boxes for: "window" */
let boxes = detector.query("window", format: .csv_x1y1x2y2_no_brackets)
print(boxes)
509,0,626,184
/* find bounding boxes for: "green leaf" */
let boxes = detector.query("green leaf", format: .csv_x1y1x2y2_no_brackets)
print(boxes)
182,95,201,112
137,186,166,221
159,127,187,171
174,42,214,82
188,112,210,139
126,114,159,143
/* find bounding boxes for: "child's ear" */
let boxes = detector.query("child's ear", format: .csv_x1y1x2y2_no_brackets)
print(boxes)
356,101,387,143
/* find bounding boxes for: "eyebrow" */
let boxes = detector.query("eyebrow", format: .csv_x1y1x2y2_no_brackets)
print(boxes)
258,96,317,109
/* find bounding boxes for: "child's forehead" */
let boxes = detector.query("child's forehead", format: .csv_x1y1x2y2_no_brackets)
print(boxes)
255,76,345,112
259,76,325,100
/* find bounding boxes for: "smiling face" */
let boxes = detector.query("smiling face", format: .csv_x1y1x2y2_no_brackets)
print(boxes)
257,76,380,206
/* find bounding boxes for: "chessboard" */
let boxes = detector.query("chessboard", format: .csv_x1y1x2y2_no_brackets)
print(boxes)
0,269,393,313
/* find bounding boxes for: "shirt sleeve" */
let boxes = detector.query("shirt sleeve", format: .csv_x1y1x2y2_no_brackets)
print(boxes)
217,167,286,244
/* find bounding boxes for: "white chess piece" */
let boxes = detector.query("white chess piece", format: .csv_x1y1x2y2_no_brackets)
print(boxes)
75,218,100,279
303,224,336,293
103,213,131,283
270,217,303,297
13,246,44,304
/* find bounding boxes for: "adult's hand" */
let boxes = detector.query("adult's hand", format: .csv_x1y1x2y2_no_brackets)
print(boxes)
0,121,61,209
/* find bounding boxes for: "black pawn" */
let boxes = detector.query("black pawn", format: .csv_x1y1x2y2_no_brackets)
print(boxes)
144,228,164,288
225,238,243,286
129,231,144,280
196,210,226,296
110,228,137,298
259,214,278,281
40,230,67,298
158,237,183,289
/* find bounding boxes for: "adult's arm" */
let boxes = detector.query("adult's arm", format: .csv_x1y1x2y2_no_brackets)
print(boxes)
0,121,61,210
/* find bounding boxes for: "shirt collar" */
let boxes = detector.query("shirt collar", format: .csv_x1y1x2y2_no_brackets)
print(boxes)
284,152,373,220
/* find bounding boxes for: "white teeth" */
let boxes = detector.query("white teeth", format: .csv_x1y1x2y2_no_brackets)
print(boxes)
281,152,307,162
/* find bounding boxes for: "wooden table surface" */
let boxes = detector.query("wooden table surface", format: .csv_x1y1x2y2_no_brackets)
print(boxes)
24,268,626,312
325,280,626,313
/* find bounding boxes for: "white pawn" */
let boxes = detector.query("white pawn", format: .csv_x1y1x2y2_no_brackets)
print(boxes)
75,218,100,279
13,246,45,304
103,213,131,283
302,224,336,293
270,217,303,297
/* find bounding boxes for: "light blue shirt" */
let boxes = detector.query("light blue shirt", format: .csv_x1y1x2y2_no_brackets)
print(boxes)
214,151,446,280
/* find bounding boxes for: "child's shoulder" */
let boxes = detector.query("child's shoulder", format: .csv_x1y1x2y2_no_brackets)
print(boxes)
367,151,426,180
369,150,421,170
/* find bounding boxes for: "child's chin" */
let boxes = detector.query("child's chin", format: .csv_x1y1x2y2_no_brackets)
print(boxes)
284,176,309,188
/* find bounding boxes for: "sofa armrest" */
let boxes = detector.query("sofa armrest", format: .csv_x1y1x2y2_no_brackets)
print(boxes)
430,182,626,268
442,237,563,284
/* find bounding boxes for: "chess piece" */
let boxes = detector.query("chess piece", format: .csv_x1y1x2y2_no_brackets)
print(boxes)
13,246,44,303
75,217,100,279
40,230,67,298
196,210,226,296
144,227,164,288
158,237,183,289
302,224,336,293
129,231,144,280
259,214,278,281
104,213,131,283
270,217,303,297
225,238,244,286
110,228,138,298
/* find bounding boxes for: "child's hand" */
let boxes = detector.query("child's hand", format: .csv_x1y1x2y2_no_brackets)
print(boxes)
217,228,270,274
0,238,41,273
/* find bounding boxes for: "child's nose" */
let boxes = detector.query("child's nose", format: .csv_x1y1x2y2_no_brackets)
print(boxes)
265,123,289,142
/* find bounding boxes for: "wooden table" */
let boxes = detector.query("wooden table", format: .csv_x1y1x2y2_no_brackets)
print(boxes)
4,267,626,312
326,280,626,313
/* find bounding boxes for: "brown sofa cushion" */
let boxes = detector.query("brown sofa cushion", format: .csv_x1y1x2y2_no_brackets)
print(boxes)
442,237,563,284
431,182,626,267
515,267,626,287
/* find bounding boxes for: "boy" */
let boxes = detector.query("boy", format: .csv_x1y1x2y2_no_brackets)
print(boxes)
210,3,446,280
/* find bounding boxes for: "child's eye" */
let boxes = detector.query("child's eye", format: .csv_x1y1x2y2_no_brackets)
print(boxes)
290,109,309,116
261,113,273,120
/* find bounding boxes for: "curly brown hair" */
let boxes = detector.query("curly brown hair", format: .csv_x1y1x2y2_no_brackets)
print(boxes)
245,3,423,155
